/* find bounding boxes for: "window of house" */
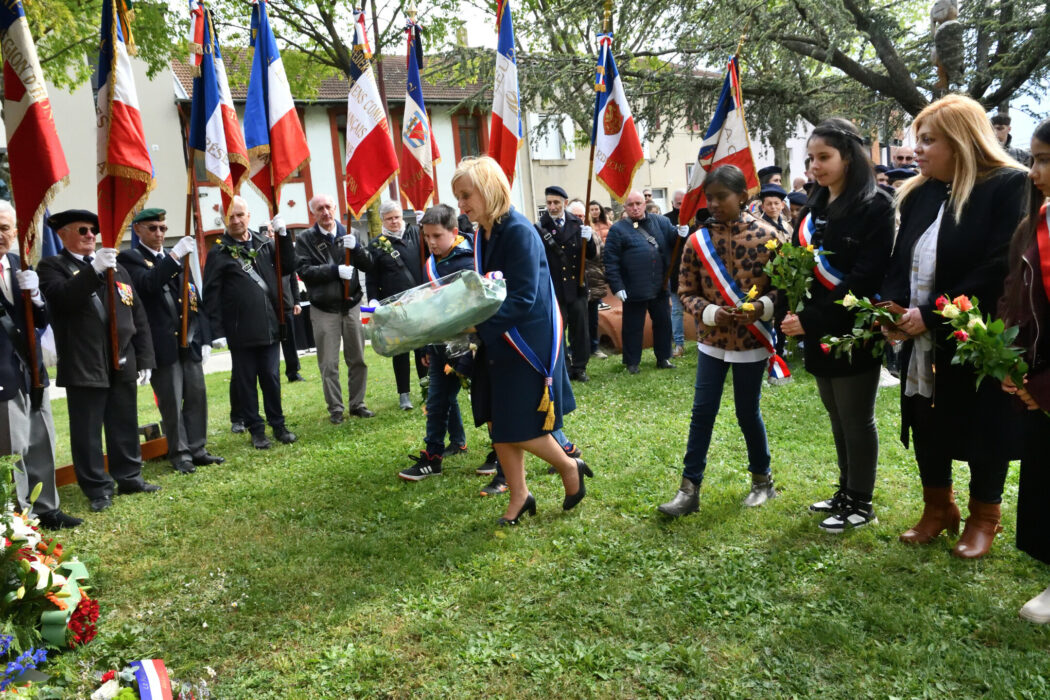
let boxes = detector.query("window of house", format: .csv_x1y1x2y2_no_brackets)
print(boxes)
528,113,575,161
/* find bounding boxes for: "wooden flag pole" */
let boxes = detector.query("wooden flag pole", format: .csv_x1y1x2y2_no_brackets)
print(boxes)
17,232,41,393
180,186,192,348
269,198,287,336
107,268,120,371
580,0,612,286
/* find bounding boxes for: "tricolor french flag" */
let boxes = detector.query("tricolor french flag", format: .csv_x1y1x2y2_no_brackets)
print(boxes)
344,8,398,218
680,56,759,226
189,0,249,216
244,0,310,212
400,20,441,212
591,33,644,203
130,659,173,700
1,0,69,262
96,0,154,248
187,0,205,75
487,0,522,185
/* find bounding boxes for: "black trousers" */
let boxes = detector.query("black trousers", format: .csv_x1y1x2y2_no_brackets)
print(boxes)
621,293,672,367
66,382,146,500
281,319,301,379
588,299,601,353
231,344,285,435
1018,409,1050,565
393,349,427,394
908,394,1010,503
562,295,590,372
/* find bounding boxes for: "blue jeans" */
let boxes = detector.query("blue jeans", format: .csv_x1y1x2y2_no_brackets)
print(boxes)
552,428,570,449
423,352,465,454
682,351,770,485
670,293,685,347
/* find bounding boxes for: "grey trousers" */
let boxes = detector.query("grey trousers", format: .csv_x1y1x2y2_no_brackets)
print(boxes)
311,306,368,416
151,358,208,466
0,388,59,515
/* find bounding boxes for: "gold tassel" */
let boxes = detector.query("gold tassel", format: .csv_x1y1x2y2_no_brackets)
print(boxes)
542,390,556,431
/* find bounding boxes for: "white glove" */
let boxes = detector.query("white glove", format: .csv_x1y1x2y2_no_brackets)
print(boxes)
341,234,357,249
14,269,39,294
337,265,355,280
92,248,118,274
211,337,228,350
201,344,212,365
615,290,628,302
580,226,594,241
171,236,196,259
137,369,152,386
677,225,690,238
270,215,287,236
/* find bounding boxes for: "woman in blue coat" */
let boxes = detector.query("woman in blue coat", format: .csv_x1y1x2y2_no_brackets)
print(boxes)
451,157,593,525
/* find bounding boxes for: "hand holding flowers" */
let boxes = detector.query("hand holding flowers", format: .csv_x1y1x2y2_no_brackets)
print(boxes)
933,294,1030,393
820,293,904,361
763,239,822,313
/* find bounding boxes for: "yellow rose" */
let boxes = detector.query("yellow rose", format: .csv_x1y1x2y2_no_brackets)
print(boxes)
740,302,755,312
745,285,758,300
764,239,779,250
940,304,960,319
806,244,815,253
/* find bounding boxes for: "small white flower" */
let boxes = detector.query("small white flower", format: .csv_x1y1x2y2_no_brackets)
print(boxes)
966,316,986,332
941,304,960,319
842,293,858,309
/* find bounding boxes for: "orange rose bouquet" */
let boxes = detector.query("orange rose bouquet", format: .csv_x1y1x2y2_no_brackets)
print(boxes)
933,294,1028,389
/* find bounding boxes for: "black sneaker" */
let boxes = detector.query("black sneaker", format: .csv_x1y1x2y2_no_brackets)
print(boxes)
274,429,298,444
475,450,499,476
443,443,468,458
809,489,847,514
479,476,508,496
398,451,443,481
231,422,246,434
819,497,877,533
36,510,83,530
251,432,272,450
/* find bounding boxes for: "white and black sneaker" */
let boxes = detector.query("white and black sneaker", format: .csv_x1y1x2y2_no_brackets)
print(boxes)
475,450,499,476
398,451,443,481
819,497,877,533
809,489,847,514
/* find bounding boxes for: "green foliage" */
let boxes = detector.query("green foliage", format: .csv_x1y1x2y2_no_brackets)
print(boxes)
763,239,820,313
821,292,899,361
935,294,1030,390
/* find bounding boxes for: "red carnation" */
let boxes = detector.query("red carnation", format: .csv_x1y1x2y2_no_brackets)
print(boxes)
68,595,100,647
101,670,116,683
820,343,831,355
953,330,969,342
935,295,949,310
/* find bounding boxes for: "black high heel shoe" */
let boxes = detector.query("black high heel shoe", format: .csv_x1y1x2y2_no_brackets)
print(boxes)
497,493,537,526
562,459,594,511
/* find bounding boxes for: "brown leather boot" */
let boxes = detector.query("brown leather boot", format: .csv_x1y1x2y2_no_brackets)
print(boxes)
952,498,1003,559
899,486,961,544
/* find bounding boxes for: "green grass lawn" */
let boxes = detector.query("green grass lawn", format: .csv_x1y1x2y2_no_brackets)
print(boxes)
42,346,1050,698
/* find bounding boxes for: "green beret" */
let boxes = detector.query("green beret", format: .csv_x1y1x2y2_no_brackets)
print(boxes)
133,208,167,224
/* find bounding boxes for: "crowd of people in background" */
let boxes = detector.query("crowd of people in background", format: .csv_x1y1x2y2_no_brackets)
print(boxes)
2,94,1048,624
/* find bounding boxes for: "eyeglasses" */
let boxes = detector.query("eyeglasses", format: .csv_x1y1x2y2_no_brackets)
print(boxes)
145,224,168,232
896,156,915,163
76,226,99,236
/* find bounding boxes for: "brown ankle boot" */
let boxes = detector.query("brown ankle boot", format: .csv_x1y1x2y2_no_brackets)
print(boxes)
899,486,961,544
952,498,1003,559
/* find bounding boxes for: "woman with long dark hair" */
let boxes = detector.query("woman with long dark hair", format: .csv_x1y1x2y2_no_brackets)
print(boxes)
781,118,895,532
587,200,611,241
881,94,1028,559
997,118,1050,621
657,165,779,517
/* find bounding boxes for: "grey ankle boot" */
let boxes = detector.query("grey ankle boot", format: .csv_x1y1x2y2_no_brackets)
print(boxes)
658,478,700,517
399,392,413,410
743,472,776,507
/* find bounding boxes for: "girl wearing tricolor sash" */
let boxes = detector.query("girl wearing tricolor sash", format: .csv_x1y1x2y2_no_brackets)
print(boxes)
657,165,780,518
881,95,1028,560
997,118,1050,622
451,157,592,526
780,118,895,533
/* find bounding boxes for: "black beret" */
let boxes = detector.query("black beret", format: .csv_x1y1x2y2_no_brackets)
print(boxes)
132,208,167,223
886,168,918,182
47,209,98,230
544,185,569,200
786,191,808,206
757,165,782,179
874,164,889,174
759,184,787,199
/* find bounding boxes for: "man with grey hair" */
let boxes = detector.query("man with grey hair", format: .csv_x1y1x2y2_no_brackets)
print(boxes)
294,193,371,423
0,201,81,528
349,200,426,412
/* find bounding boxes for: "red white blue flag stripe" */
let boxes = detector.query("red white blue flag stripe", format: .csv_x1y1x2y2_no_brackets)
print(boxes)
189,2,249,217
344,8,398,218
487,0,522,185
1034,203,1050,304
591,33,644,203
400,20,440,211
796,213,844,290
690,229,777,354
1,0,69,262
680,57,759,226
130,659,173,700
96,0,154,248
244,0,310,211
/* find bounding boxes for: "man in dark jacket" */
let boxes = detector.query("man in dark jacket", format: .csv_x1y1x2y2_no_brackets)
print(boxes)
118,208,223,474
38,209,159,513
0,202,80,529
203,196,297,449
603,191,686,374
537,185,597,382
295,193,371,423
351,201,426,410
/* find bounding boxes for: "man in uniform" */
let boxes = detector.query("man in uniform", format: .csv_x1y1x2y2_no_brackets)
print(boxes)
536,185,597,382
203,196,297,449
758,183,791,241
0,202,80,528
295,193,371,424
118,208,223,474
38,209,159,513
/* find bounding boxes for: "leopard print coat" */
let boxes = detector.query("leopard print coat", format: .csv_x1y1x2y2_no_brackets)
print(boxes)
677,213,780,353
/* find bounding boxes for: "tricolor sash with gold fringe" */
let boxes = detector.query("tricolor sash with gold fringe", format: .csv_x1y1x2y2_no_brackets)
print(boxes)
797,214,844,290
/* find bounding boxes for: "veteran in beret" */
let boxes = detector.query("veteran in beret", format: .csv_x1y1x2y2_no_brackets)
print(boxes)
37,209,159,513
117,208,223,475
